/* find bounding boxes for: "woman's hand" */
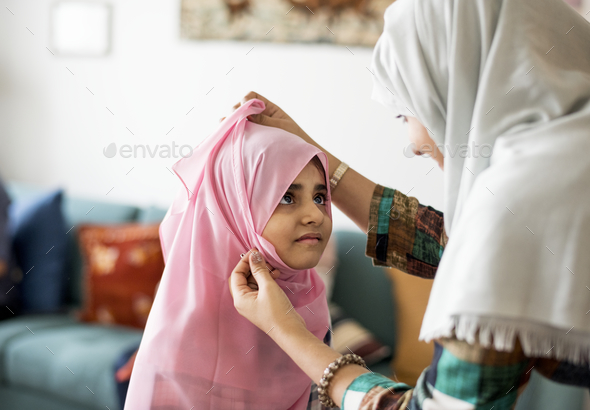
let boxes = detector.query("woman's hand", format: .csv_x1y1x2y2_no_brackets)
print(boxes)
223,92,378,235
221,92,312,144
115,349,138,382
231,248,370,408
229,248,306,334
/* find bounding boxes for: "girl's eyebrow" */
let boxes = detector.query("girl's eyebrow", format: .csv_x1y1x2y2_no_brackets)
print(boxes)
287,183,328,191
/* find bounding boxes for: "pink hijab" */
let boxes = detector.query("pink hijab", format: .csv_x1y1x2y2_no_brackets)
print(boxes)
124,99,332,409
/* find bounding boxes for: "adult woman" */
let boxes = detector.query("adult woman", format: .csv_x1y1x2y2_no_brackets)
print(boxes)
229,0,590,408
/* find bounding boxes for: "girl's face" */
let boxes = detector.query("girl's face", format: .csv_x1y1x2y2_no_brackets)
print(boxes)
262,159,332,270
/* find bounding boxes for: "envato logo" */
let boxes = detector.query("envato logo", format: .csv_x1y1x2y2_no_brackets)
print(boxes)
103,142,194,159
403,142,493,159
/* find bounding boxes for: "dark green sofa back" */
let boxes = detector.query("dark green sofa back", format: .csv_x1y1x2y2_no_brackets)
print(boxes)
331,230,397,358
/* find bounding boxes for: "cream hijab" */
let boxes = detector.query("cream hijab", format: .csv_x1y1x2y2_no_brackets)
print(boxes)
371,0,590,364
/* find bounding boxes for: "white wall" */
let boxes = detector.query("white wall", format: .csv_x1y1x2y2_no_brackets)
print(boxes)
0,0,446,232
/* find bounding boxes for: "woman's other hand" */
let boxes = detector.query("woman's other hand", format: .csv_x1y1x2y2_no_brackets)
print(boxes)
229,248,306,334
115,349,138,382
220,92,312,144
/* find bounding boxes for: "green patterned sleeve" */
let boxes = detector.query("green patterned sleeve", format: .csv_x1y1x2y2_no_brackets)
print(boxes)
341,373,413,410
365,184,448,279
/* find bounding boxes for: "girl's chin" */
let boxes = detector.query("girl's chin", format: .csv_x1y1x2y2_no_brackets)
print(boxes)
276,242,326,270
284,252,322,271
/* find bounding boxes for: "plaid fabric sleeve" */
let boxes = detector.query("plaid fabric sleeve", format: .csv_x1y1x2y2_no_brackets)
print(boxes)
409,337,533,410
341,373,413,410
342,335,535,410
365,184,448,279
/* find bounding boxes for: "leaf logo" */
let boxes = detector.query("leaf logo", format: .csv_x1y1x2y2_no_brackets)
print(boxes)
103,143,117,158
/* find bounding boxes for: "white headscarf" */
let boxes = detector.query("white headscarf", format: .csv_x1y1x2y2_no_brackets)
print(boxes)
371,0,590,364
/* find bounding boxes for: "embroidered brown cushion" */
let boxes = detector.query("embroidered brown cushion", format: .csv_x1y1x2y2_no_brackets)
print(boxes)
77,223,164,329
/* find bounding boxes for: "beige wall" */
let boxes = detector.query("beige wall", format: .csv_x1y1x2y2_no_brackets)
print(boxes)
386,267,434,386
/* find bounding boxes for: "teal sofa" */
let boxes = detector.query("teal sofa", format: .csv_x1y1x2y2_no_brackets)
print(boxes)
0,181,167,410
0,180,586,409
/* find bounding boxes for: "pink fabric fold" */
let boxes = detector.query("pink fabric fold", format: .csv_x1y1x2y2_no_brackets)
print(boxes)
124,98,332,409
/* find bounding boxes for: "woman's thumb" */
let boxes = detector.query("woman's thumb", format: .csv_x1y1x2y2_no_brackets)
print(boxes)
249,250,273,286
248,113,280,128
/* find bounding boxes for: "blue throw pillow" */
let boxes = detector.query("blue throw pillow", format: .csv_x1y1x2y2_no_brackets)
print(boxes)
0,179,22,319
8,189,68,313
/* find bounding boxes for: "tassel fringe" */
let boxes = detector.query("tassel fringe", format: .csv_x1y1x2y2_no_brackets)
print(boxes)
421,314,590,367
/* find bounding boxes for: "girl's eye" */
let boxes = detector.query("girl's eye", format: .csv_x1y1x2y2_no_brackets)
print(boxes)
314,194,326,205
279,194,294,205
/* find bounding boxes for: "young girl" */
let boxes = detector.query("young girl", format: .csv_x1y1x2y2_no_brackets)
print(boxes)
124,99,334,410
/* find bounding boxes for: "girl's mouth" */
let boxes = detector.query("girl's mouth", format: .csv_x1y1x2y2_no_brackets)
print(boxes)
296,238,320,245
295,232,322,245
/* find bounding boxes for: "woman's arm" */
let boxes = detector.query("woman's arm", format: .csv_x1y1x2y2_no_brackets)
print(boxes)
271,316,369,408
230,92,376,234
230,249,410,408
293,136,377,236
230,251,529,410
231,92,447,279
365,185,447,279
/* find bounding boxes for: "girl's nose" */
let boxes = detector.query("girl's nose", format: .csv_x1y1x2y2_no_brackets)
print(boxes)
301,199,324,225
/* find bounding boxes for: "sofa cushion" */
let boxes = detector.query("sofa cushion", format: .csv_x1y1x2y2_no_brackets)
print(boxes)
0,178,20,319
9,189,69,313
0,314,78,383
0,385,96,410
61,197,140,309
3,317,142,410
4,181,141,309
77,223,164,329
136,205,168,224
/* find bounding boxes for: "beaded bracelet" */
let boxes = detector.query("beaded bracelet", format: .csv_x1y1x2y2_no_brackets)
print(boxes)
329,162,349,191
317,353,366,408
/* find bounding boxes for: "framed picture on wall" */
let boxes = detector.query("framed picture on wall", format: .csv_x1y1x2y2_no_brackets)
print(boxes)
50,0,112,57
180,0,396,47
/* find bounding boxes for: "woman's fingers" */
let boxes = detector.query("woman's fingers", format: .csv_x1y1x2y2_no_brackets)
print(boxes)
247,273,259,290
230,251,255,298
248,249,276,289
115,350,138,382
233,91,288,119
230,247,306,333
234,91,270,112
222,92,275,122
229,249,277,297
226,91,312,143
